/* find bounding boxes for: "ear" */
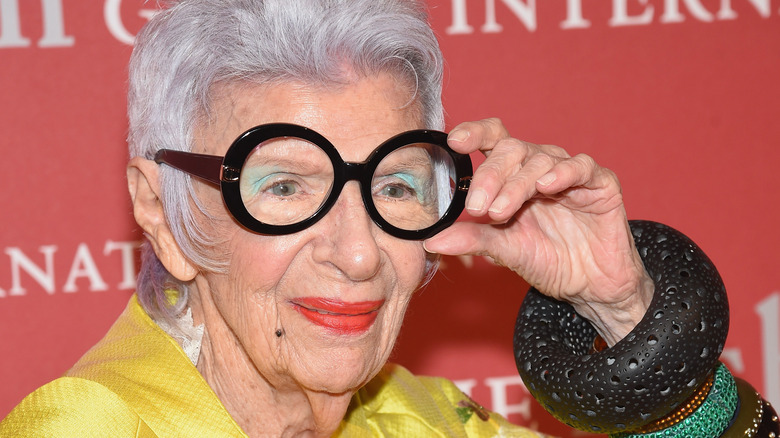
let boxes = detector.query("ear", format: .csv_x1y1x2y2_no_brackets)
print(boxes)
127,157,198,282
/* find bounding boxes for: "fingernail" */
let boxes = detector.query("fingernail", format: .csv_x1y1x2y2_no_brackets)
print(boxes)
537,172,556,186
449,129,470,143
466,189,487,212
488,195,509,214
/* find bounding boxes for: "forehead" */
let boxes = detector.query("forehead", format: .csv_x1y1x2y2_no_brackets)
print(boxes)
199,73,425,160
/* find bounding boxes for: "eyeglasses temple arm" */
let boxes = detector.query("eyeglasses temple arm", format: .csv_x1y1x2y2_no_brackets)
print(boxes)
154,150,224,186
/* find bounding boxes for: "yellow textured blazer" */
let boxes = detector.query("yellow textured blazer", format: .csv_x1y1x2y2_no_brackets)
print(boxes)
1,296,543,437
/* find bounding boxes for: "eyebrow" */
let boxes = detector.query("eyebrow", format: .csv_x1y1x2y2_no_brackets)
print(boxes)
243,141,332,174
375,149,434,176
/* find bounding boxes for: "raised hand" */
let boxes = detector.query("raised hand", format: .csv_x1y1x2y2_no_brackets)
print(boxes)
424,118,654,345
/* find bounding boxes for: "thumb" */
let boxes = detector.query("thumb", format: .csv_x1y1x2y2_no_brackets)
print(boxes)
423,222,492,256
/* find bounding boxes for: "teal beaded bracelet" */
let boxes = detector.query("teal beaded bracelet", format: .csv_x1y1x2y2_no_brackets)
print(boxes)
610,364,737,438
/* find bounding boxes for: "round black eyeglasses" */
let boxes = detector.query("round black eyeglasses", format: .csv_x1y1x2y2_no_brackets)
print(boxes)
154,123,473,240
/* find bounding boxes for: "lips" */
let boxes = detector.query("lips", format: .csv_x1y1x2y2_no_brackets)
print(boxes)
291,297,384,335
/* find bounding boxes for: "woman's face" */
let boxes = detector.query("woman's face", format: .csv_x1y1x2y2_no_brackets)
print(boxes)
191,73,429,395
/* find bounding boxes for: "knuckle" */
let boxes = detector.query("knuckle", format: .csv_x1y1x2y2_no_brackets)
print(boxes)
573,153,598,171
482,117,509,138
527,152,557,170
483,117,504,127
494,137,524,153
542,144,570,158
602,167,620,184
474,159,505,183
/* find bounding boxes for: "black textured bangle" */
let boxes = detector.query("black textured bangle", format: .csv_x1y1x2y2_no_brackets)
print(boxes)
513,220,730,434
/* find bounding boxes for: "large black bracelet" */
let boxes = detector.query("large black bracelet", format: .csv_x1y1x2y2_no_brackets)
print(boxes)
513,220,729,434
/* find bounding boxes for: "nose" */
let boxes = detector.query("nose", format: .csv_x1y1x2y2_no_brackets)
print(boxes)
311,181,382,281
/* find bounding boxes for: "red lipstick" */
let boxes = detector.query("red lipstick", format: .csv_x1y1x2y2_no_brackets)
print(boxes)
291,298,384,335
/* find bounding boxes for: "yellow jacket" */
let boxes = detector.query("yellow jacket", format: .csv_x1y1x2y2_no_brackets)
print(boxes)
1,296,542,437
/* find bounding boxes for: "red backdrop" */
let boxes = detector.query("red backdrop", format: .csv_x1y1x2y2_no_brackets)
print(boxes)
1,1,778,436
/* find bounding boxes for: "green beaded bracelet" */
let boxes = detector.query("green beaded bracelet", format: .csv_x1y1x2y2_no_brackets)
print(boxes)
610,364,737,438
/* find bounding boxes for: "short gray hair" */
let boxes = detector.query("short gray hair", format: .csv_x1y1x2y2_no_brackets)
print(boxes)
128,0,445,323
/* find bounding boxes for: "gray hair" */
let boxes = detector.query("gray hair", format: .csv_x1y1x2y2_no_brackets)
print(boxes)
128,0,445,323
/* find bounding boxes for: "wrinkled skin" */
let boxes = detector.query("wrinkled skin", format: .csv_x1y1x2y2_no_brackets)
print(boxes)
127,73,652,437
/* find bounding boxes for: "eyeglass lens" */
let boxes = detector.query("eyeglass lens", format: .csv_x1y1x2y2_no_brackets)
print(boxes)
237,137,457,232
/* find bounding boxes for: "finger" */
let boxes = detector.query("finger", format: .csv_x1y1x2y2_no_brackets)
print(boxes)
535,153,616,195
468,141,570,219
423,221,492,256
447,118,510,155
465,137,529,215
486,151,559,221
424,222,529,273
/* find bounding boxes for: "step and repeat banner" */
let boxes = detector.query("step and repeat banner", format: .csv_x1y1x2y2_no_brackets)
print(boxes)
1,1,778,436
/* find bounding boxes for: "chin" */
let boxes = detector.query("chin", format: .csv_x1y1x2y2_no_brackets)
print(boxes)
297,345,387,394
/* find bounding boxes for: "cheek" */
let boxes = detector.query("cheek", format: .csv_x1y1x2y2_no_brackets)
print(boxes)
224,232,310,298
393,241,428,289
368,241,427,369
383,240,428,319
210,232,307,327
205,232,310,363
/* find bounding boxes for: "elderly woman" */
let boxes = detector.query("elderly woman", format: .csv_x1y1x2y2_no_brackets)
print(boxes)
2,0,776,437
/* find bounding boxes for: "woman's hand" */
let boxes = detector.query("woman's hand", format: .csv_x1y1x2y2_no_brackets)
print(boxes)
424,118,654,345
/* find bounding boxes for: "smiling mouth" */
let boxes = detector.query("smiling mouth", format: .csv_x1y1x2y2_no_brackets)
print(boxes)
291,298,384,335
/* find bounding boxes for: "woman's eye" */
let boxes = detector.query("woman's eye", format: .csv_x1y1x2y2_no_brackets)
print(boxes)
376,180,418,200
379,184,410,199
270,181,298,197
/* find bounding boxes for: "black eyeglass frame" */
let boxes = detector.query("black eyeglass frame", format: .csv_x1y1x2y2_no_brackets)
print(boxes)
154,123,473,240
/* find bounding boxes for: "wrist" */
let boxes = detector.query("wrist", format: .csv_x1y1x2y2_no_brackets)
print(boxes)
577,272,655,346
